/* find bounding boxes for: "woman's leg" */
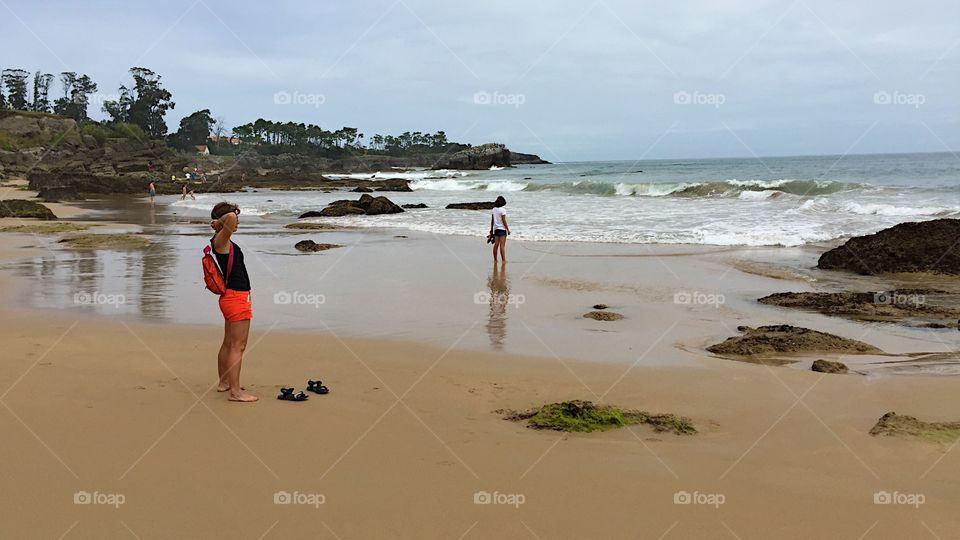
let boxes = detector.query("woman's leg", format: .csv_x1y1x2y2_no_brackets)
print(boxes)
492,235,500,262
217,320,231,391
498,235,507,262
224,319,257,402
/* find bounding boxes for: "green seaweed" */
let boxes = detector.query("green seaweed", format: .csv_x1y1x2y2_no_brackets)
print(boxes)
505,400,697,435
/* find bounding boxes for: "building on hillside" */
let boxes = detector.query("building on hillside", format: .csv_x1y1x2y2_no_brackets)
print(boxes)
195,144,210,156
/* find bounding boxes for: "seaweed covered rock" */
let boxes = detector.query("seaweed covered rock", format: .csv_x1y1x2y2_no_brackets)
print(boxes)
498,400,696,434
818,219,960,275
869,412,960,443
294,240,342,252
707,325,881,356
0,199,57,220
811,359,849,374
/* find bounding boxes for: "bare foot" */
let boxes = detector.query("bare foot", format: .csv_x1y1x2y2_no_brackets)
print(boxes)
228,390,259,402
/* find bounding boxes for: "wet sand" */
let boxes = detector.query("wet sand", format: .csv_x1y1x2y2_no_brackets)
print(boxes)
0,196,959,538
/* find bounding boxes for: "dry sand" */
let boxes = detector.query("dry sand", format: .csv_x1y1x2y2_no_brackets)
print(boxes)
0,202,958,538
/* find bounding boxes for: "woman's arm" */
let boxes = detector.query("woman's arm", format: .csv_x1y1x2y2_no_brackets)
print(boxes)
502,215,510,234
490,214,494,234
212,214,236,253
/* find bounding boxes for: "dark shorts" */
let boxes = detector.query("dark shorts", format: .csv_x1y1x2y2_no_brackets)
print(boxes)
493,229,507,237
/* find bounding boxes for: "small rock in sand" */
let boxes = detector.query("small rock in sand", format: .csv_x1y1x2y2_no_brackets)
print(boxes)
583,311,623,321
592,304,609,310
295,240,342,252
811,359,849,374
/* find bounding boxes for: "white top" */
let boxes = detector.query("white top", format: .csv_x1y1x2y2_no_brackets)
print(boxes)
492,207,507,230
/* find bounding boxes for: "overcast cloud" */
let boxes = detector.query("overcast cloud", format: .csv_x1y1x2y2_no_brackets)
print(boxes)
2,0,958,160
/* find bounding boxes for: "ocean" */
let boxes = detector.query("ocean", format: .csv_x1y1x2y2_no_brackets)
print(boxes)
171,152,960,247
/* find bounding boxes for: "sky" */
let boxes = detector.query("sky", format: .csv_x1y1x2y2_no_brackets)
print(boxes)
2,0,958,161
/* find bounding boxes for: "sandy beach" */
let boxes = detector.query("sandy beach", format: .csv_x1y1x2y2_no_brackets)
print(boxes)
0,193,958,539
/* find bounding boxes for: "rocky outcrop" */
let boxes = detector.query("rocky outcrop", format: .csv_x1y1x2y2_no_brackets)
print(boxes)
758,290,960,325
818,219,960,275
583,311,624,321
0,199,57,219
869,412,960,441
446,201,496,210
707,325,881,356
510,151,550,165
299,194,404,218
402,203,427,209
351,187,373,193
432,144,511,170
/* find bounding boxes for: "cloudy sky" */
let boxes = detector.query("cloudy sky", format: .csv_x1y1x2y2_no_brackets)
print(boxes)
2,0,958,160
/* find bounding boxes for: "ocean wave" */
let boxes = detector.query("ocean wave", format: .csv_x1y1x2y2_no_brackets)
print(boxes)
327,169,468,181
841,202,959,217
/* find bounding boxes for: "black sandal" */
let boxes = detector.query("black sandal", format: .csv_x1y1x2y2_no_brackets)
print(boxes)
277,387,309,401
306,380,329,395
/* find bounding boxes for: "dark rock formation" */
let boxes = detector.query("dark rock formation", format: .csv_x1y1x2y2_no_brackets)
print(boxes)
707,325,881,356
299,194,403,218
445,201,496,210
510,151,550,165
811,359,849,374
432,144,511,170
351,186,373,192
401,203,427,209
818,219,960,275
294,240,342,252
758,290,960,324
0,199,57,219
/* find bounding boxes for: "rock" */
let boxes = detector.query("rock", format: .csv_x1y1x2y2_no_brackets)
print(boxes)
446,202,496,210
284,222,343,230
366,196,403,215
811,359,849,374
432,143,511,170
374,179,413,192
757,290,960,324
294,240,342,252
300,194,403,218
59,233,149,250
351,187,373,192
402,203,427,209
869,412,960,442
583,311,624,321
818,219,960,275
0,199,57,219
592,304,609,310
509,151,550,165
317,205,366,217
707,325,881,357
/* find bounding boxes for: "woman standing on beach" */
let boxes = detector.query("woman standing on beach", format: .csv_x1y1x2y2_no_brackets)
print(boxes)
210,202,257,402
490,196,510,262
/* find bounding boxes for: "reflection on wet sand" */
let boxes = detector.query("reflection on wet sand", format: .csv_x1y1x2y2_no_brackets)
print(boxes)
485,262,510,350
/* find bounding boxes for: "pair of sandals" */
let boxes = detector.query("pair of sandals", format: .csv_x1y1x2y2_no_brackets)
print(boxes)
277,380,330,402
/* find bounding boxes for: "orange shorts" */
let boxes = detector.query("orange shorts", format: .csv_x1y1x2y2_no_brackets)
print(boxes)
219,290,252,322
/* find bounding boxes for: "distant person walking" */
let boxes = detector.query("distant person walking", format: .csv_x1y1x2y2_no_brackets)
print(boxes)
210,202,257,402
181,185,188,200
489,196,510,262
148,182,156,203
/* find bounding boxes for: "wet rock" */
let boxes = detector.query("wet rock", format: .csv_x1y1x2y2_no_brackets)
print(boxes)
707,325,881,356
402,203,428,209
592,304,609,310
299,194,403,218
351,186,373,192
446,201,496,210
0,199,57,220
59,233,149,250
583,311,624,321
818,219,960,275
758,290,960,325
869,412,960,442
294,240,342,252
811,359,849,374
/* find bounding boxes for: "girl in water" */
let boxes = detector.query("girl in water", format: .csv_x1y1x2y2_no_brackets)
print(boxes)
490,196,510,262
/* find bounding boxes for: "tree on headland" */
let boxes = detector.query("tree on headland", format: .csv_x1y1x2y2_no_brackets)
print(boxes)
2,69,30,110
31,71,54,113
172,109,215,151
103,67,174,138
52,72,98,121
